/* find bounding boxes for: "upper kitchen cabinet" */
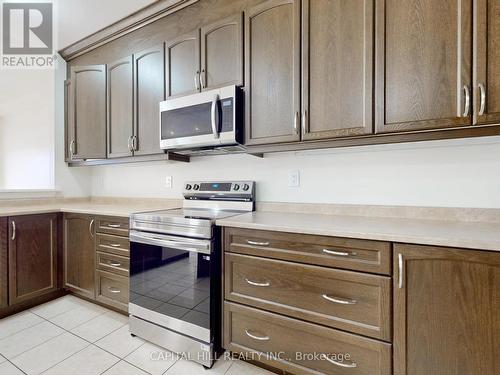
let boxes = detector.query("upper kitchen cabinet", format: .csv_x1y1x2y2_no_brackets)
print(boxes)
245,0,301,145
107,56,134,158
302,0,374,140
394,244,500,375
8,214,58,306
68,65,107,159
134,44,165,156
474,0,500,125
375,0,472,133
200,13,244,89
165,30,200,98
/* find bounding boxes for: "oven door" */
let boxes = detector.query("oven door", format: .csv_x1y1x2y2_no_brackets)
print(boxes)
129,230,215,343
159,85,238,150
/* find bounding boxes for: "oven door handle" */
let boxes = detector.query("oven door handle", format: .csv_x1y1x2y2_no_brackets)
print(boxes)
130,231,211,254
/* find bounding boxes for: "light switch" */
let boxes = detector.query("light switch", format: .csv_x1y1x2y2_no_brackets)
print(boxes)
165,176,173,188
288,170,300,188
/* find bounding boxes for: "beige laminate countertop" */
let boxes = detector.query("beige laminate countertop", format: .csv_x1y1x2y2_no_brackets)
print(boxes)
0,201,181,218
216,211,500,252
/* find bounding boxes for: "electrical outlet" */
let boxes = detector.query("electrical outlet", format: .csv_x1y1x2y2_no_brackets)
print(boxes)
288,170,300,187
165,176,173,188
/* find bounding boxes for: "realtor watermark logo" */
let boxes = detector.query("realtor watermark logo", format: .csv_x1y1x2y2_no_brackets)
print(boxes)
1,1,57,68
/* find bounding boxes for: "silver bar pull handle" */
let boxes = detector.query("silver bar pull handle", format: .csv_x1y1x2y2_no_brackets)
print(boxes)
108,243,121,248
200,69,205,89
211,94,219,139
322,249,356,257
109,261,121,267
322,294,357,305
11,221,16,241
132,136,138,151
107,224,121,228
194,71,200,91
398,253,404,289
245,329,270,341
302,110,308,136
479,83,486,116
107,287,121,294
89,219,95,238
321,354,357,369
294,112,299,134
245,278,270,287
246,240,270,247
69,139,75,158
463,85,471,117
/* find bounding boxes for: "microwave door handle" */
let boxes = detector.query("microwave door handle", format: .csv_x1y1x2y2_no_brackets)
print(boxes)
211,94,220,139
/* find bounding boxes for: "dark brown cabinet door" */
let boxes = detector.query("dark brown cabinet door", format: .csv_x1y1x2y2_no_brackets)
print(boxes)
245,0,301,145
70,65,107,159
134,44,165,156
165,30,200,98
107,56,134,158
64,79,74,162
375,0,472,133
0,218,7,309
302,0,373,140
394,244,500,375
200,13,243,90
64,213,95,299
8,214,58,306
474,0,500,125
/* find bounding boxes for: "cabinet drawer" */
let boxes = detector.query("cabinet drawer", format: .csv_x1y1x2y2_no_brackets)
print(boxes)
96,234,129,257
225,228,391,275
225,253,391,341
96,270,129,312
224,302,391,375
96,252,129,277
96,216,129,236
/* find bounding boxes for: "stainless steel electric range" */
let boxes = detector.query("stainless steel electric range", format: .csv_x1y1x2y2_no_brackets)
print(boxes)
128,181,255,368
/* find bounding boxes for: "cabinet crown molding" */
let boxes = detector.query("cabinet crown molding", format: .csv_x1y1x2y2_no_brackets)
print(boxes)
59,0,198,61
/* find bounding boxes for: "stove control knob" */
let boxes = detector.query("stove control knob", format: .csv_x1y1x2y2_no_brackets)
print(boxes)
193,184,200,190
242,183,250,191
185,184,192,190
233,184,240,191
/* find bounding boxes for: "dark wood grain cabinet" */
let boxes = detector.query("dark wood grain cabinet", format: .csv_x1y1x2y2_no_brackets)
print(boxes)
107,56,134,158
245,0,301,145
302,0,374,140
0,218,8,309
166,14,243,98
63,213,95,299
68,65,107,159
8,214,58,306
165,30,200,99
474,0,500,125
133,44,165,156
200,13,244,90
375,0,472,133
394,244,500,375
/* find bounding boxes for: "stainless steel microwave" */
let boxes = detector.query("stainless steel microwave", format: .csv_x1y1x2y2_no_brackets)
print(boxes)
159,85,243,151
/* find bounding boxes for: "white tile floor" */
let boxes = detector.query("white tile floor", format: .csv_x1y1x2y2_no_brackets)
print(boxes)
0,296,273,375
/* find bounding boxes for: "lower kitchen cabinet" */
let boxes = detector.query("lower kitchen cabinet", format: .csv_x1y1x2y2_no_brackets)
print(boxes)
8,214,58,306
95,270,129,312
0,218,8,309
63,213,96,299
394,244,500,375
224,302,391,375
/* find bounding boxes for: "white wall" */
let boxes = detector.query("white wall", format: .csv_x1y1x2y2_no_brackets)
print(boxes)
0,69,55,190
89,137,500,208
